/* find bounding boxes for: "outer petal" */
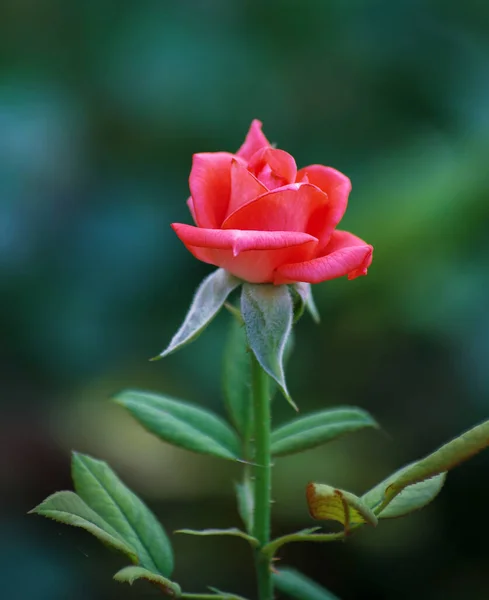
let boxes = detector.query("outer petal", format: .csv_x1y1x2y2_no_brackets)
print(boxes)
222,183,328,236
186,196,197,224
274,230,373,285
189,152,243,229
172,223,318,283
248,147,297,190
236,119,271,161
226,160,268,218
296,165,351,249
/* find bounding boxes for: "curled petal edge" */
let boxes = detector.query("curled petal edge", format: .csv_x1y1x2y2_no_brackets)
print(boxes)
172,223,319,258
297,165,352,249
222,182,328,235
248,147,297,188
186,197,197,224
274,232,373,285
189,151,240,229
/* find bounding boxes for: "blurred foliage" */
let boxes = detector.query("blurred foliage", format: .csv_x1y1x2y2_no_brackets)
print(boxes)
1,0,489,598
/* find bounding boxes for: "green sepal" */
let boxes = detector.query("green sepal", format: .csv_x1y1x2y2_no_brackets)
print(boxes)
289,282,320,324
240,283,296,410
154,268,241,359
273,567,339,600
269,329,295,402
271,407,378,456
176,527,259,547
114,390,242,461
223,301,243,323
114,566,181,597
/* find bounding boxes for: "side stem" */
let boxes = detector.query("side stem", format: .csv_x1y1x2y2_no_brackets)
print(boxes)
251,353,273,600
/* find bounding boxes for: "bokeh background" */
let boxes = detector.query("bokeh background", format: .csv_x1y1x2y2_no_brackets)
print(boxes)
2,1,489,598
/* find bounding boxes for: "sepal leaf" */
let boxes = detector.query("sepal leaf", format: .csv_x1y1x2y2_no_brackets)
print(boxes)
223,301,243,323
114,390,242,461
240,283,295,409
273,567,339,600
114,566,181,597
271,407,378,456
306,483,378,531
155,268,241,359
290,282,320,324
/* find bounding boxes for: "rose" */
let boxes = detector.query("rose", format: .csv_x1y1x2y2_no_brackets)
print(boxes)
172,120,373,284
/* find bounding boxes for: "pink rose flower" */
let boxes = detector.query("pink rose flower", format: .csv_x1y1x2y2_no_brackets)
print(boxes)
172,120,373,284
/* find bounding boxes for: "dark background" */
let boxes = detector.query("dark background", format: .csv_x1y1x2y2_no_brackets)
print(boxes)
2,1,489,598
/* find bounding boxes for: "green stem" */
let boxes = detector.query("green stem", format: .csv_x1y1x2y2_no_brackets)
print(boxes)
181,595,232,600
262,530,347,559
251,353,273,600
181,595,221,599
181,595,239,600
261,522,363,560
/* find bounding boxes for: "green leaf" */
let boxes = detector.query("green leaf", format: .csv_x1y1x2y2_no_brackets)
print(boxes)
235,477,254,534
272,567,339,600
290,283,320,324
240,283,295,409
306,483,378,530
222,317,252,442
114,390,242,461
114,566,181,596
363,418,489,517
271,407,378,456
176,528,259,547
362,466,447,519
72,453,174,577
374,473,446,519
29,491,137,563
154,268,241,359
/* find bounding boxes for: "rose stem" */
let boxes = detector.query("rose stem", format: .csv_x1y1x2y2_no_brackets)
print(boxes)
251,353,273,600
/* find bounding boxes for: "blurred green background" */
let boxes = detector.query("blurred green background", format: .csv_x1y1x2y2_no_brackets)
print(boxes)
2,1,489,598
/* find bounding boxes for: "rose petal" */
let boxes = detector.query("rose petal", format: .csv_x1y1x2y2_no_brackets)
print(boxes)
274,230,373,285
172,223,317,255
172,223,318,283
236,119,271,162
248,148,297,189
226,160,268,218
296,165,351,249
222,183,328,237
189,152,241,228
